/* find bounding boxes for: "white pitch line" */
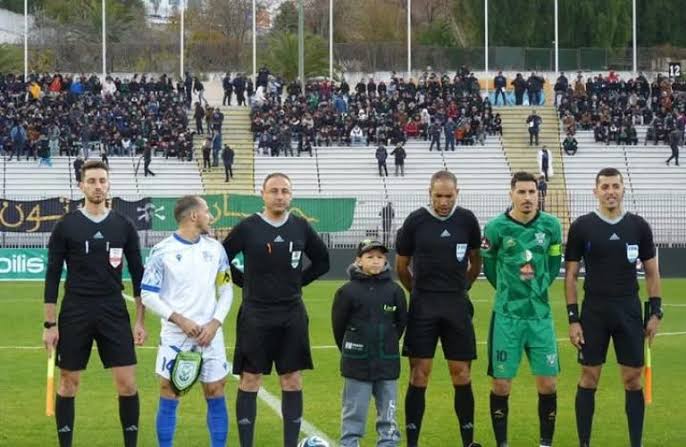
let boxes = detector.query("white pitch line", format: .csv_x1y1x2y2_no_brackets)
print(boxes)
122,294,334,444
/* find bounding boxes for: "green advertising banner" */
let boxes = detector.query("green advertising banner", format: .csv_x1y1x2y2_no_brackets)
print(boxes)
0,248,150,281
151,194,356,232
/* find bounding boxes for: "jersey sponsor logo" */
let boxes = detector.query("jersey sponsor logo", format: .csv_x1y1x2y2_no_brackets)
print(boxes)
291,250,302,268
93,231,104,239
535,232,546,245
440,229,451,238
609,233,620,241
455,243,467,261
480,237,491,250
109,247,123,268
626,244,639,263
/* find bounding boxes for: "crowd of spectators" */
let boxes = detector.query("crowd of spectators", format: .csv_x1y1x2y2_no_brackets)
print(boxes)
0,72,194,164
555,71,686,148
250,66,503,157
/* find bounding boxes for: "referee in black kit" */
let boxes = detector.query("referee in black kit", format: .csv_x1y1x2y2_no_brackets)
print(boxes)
565,167,663,447
395,170,483,447
223,172,330,447
42,160,147,447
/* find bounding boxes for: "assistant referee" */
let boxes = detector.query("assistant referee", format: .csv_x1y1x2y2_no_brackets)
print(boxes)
223,172,330,447
565,167,663,447
42,160,146,447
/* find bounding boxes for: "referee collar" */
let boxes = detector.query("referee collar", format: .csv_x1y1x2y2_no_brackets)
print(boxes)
173,233,201,245
593,209,627,225
423,204,458,221
258,211,290,228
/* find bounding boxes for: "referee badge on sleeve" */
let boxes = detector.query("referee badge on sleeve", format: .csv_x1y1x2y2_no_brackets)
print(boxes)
626,244,639,263
109,247,123,268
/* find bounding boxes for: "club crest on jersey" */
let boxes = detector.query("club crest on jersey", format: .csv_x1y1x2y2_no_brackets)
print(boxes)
202,251,213,262
455,243,467,262
109,247,123,268
291,250,302,268
535,232,546,246
626,244,639,263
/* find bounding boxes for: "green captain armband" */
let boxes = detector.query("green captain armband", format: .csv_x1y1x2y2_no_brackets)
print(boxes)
548,243,561,256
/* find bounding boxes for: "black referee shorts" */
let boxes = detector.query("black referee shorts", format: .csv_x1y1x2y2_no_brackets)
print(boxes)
402,292,477,361
578,297,644,368
57,296,136,371
233,301,313,375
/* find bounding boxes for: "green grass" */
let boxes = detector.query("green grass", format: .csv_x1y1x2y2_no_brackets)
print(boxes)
1,279,686,446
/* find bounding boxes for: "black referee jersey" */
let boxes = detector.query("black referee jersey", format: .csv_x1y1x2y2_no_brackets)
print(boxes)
396,205,481,294
44,209,144,303
222,212,330,307
565,211,656,300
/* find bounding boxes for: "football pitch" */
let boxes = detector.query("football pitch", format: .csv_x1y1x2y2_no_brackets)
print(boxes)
1,279,685,446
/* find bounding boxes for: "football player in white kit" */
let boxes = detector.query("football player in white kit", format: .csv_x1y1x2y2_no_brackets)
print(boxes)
141,195,234,447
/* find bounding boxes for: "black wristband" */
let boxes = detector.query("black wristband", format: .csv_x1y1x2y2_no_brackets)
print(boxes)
567,303,580,324
649,297,663,319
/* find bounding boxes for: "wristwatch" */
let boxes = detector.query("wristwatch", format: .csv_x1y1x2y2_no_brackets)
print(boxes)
43,321,57,329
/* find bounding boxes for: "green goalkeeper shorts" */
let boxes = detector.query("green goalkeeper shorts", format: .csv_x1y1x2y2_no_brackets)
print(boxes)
487,312,560,379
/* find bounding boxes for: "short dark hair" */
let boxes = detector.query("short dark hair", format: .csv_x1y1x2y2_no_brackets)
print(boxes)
595,167,623,184
430,170,457,189
174,195,203,223
81,159,109,180
510,171,538,189
262,172,292,189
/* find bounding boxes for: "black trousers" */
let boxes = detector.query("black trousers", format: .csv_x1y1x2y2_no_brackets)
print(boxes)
224,164,233,181
667,145,680,165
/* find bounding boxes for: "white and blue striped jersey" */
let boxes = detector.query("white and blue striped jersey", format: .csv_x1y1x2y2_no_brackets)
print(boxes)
141,233,232,336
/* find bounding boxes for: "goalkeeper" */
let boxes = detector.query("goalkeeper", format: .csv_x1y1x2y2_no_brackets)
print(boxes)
141,196,234,447
481,172,562,447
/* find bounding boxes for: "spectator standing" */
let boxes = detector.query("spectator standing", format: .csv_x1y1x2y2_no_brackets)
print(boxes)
376,145,389,177
527,110,542,146
223,73,233,106
193,77,207,106
73,156,84,183
538,175,548,211
494,71,508,105
667,128,681,166
429,122,442,152
391,143,406,177
222,145,234,182
527,72,544,105
194,103,205,134
202,137,212,172
444,118,456,151
143,144,155,177
212,132,222,167
512,73,527,106
538,146,553,181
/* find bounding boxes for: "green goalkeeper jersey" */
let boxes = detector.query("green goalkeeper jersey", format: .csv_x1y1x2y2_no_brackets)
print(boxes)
481,211,562,319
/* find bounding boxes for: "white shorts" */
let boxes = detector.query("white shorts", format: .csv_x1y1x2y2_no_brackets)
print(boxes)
155,330,229,384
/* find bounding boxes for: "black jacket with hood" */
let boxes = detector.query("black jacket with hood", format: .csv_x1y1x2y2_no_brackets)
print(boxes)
332,263,408,381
